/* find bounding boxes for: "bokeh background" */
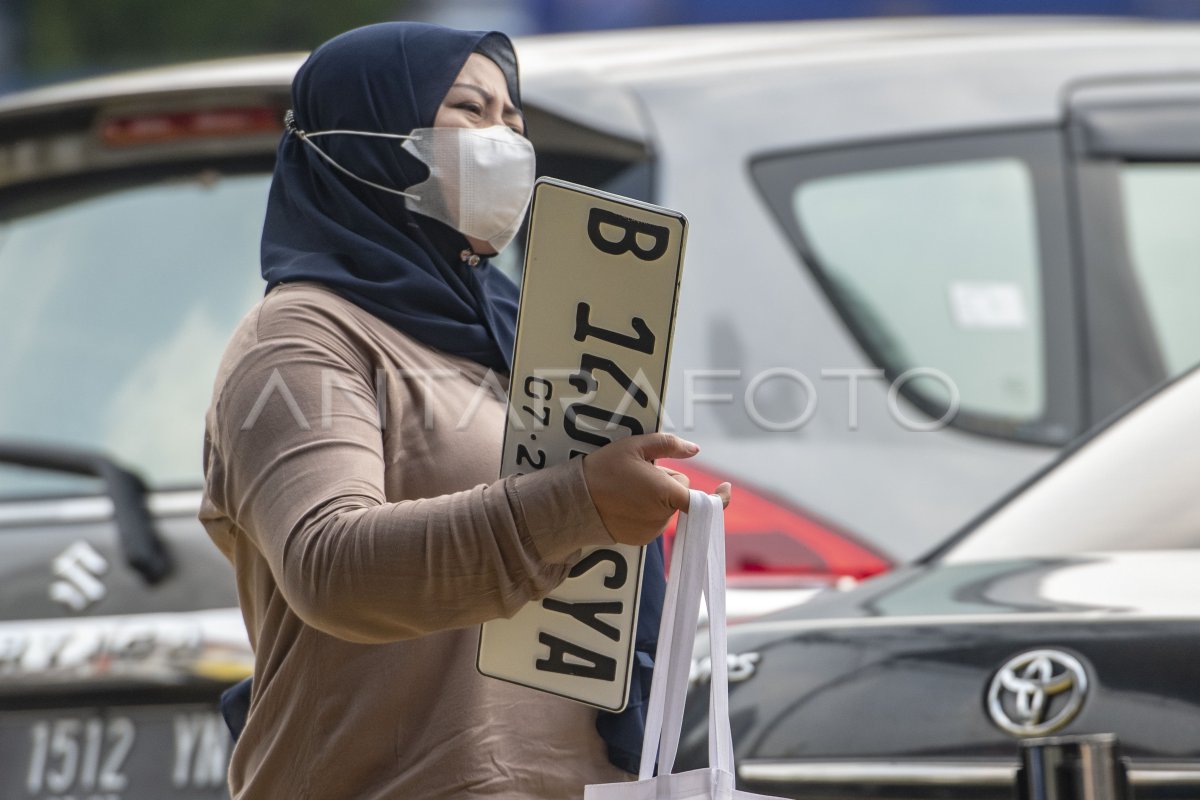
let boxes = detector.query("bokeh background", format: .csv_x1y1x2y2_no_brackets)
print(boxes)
4,0,1200,91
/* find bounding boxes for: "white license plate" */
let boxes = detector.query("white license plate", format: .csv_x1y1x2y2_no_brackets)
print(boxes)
0,705,229,799
478,177,687,711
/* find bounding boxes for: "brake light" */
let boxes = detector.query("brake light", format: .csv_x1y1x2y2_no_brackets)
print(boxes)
659,459,890,583
101,107,282,146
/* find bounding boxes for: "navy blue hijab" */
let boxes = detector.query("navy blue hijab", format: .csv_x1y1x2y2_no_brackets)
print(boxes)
252,21,664,776
261,22,520,373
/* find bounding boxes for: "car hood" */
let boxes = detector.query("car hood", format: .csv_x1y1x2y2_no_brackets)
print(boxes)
678,551,1200,768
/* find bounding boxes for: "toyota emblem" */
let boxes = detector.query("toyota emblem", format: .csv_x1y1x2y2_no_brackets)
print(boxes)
986,649,1089,736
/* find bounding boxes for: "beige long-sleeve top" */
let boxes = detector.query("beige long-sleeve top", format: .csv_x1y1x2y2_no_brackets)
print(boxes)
199,282,631,799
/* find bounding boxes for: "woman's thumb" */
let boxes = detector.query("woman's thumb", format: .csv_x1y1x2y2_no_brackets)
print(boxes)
635,432,700,461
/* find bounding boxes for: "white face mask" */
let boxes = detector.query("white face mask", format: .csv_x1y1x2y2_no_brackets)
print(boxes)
401,126,535,254
285,111,536,253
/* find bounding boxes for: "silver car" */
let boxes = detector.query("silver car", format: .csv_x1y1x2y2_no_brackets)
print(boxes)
0,18,1198,798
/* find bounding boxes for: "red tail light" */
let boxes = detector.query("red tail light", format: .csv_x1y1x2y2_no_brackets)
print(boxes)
658,459,891,584
101,107,282,147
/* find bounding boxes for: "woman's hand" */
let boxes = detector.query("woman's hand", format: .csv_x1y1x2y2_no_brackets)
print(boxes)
582,432,732,547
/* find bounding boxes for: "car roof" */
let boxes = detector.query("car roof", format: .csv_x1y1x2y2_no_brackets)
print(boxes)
516,15,1153,76
526,17,1200,152
1,17,1196,112
0,18,1198,149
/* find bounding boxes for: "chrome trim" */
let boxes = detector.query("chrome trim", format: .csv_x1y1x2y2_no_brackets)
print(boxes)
738,761,1200,787
739,762,1015,786
1135,769,1200,786
0,490,203,527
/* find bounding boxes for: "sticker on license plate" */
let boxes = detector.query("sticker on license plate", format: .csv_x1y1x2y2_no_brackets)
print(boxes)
477,177,687,711
0,705,229,799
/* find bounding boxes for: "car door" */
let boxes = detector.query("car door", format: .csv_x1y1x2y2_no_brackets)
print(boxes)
1067,77,1200,422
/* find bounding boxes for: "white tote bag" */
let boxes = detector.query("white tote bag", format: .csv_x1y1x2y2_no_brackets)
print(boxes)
585,490,785,800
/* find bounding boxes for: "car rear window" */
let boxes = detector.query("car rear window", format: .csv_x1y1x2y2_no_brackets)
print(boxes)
0,103,651,501
794,158,1044,422
1119,162,1200,376
752,130,1080,445
0,169,270,499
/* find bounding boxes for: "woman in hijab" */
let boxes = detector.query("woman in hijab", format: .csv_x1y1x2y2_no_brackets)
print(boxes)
200,21,729,800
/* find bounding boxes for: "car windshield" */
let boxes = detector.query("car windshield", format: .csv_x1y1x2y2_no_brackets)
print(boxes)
941,368,1200,562
0,169,270,500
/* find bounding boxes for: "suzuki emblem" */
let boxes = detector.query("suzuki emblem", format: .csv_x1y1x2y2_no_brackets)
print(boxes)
49,541,109,612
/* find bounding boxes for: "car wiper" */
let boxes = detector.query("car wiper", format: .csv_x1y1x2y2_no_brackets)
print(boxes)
0,441,172,584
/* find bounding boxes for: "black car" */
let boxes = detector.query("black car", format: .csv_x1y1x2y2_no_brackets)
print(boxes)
678,367,1200,799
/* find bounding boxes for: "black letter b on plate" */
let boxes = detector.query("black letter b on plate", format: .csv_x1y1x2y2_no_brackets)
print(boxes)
588,208,670,262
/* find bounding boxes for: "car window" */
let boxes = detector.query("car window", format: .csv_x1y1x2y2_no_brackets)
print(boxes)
942,368,1200,562
795,158,1044,422
1120,162,1200,375
752,131,1080,445
0,170,270,499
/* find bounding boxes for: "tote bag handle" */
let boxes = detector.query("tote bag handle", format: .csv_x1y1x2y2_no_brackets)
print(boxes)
637,490,734,781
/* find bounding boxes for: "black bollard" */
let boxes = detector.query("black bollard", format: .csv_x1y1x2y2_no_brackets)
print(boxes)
1015,734,1132,800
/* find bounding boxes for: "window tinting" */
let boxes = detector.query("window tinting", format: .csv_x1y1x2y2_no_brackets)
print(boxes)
794,158,1045,422
1119,162,1200,375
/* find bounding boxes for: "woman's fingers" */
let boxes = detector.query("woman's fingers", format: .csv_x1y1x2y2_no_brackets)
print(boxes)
660,465,693,512
679,481,733,512
659,467,731,510
658,466,691,489
582,434,732,546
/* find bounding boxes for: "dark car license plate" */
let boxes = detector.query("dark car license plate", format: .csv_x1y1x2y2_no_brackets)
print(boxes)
0,704,229,800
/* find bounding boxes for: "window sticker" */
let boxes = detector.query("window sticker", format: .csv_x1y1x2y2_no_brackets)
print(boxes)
947,281,1028,331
